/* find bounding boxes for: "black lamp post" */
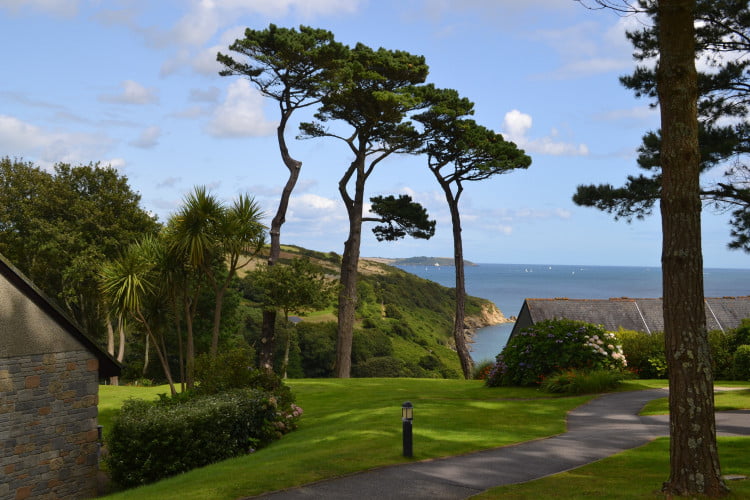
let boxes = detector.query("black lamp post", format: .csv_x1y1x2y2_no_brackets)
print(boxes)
402,401,413,457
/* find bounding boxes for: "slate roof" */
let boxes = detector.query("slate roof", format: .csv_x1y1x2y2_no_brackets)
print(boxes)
0,253,120,377
510,296,750,338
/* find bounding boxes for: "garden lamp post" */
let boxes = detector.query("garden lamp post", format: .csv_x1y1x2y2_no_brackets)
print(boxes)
402,401,413,457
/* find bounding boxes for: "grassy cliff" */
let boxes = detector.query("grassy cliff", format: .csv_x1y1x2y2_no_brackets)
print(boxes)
242,246,503,379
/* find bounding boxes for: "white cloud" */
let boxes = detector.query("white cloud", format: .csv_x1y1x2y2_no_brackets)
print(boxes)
0,114,114,166
532,14,646,80
100,80,159,105
491,224,513,235
103,158,127,170
206,80,277,137
161,26,244,77
290,193,338,213
285,193,347,233
130,126,161,149
501,110,588,156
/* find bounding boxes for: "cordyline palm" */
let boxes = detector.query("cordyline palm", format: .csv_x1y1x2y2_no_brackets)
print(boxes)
99,235,177,395
171,186,265,358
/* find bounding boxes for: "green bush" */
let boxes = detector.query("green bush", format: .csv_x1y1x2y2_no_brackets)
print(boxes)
352,328,393,364
107,388,302,487
733,345,750,381
617,329,666,379
473,359,495,380
352,356,406,377
194,347,257,394
296,322,337,378
732,319,750,350
486,319,627,387
709,330,735,379
540,369,626,394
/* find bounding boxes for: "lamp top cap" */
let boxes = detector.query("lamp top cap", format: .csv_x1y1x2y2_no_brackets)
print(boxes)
402,401,413,408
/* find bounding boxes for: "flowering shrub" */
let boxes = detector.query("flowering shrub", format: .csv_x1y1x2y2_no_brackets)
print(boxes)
274,402,304,434
485,319,627,387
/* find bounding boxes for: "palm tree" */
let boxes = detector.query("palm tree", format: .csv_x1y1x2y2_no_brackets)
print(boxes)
99,235,177,395
170,187,265,358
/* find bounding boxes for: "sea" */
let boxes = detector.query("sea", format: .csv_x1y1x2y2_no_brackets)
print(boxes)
396,263,750,363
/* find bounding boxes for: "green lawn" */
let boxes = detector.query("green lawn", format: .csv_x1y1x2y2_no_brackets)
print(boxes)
100,379,590,499
99,379,749,499
472,438,750,499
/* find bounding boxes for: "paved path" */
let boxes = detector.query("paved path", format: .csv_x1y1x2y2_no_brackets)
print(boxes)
251,389,750,499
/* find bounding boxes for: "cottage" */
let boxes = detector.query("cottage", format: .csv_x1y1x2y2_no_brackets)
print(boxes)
0,254,119,499
510,296,750,339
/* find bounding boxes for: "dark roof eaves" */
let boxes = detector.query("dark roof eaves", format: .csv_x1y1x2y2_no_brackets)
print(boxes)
0,253,121,378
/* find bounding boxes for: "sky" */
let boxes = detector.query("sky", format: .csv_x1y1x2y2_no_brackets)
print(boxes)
1,0,747,269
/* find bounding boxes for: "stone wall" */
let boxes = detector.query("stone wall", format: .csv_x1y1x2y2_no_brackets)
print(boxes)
0,350,100,500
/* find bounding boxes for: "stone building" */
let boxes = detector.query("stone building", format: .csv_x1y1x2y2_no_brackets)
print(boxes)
0,254,120,499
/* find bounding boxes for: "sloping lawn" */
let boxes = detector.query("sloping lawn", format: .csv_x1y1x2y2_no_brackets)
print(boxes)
100,379,591,499
472,437,750,499
100,379,747,499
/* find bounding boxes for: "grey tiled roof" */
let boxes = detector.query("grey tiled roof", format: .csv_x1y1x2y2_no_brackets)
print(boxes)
511,297,750,337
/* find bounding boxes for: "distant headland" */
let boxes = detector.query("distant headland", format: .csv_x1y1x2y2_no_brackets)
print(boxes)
362,256,477,267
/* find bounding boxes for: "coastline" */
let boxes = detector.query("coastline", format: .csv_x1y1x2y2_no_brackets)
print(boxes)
464,302,512,338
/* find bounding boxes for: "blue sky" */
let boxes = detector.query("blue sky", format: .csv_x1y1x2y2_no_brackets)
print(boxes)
1,0,747,269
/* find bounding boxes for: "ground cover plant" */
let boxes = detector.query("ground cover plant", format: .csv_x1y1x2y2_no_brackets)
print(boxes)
101,379,593,499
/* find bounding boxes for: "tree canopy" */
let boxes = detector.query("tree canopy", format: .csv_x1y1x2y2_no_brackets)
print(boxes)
0,157,159,336
299,42,431,378
573,0,750,252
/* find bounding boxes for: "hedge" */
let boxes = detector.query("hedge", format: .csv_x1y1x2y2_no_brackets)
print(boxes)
107,388,300,487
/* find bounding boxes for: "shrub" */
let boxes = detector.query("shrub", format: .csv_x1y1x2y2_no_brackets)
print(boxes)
617,329,666,379
709,330,735,379
540,369,626,394
296,322,337,378
194,347,257,394
352,356,406,377
107,388,302,487
732,319,750,350
733,345,750,381
486,319,627,387
473,359,495,380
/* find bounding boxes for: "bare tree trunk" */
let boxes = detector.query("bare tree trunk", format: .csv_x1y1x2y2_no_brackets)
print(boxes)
335,161,365,378
210,284,226,358
657,0,727,496
142,332,149,377
106,316,119,386
443,186,473,379
184,297,197,390
116,316,125,364
260,114,303,374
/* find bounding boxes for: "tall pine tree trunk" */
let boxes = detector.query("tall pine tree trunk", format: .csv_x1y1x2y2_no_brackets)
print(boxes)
335,161,365,378
260,113,302,374
657,0,726,495
440,182,473,379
